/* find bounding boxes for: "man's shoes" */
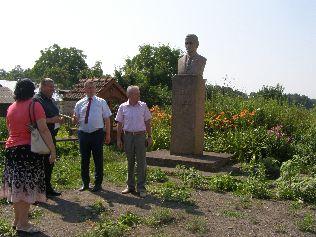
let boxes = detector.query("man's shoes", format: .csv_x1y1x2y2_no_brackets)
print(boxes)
91,185,102,192
78,185,90,192
16,225,40,233
46,190,61,197
122,187,135,194
139,190,147,198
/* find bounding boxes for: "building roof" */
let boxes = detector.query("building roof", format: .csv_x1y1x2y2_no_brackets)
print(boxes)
0,80,17,91
0,87,14,104
63,77,127,102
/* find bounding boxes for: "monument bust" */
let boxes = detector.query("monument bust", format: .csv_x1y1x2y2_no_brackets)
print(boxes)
178,34,207,77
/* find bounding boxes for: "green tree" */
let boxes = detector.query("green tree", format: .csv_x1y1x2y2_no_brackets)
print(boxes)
31,44,88,89
79,60,104,79
0,66,32,81
115,44,182,107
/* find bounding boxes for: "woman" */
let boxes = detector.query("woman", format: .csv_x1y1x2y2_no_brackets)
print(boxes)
0,78,56,233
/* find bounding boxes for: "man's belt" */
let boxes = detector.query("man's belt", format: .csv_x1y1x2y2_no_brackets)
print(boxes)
124,131,146,135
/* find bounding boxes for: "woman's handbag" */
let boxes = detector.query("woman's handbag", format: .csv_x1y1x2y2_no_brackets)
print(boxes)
28,100,50,154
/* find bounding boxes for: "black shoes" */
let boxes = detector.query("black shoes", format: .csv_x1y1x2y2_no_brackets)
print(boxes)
46,189,61,197
78,185,90,192
121,187,135,194
91,185,102,192
78,185,102,192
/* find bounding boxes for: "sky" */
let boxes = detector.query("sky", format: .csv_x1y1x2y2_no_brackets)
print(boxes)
0,0,315,98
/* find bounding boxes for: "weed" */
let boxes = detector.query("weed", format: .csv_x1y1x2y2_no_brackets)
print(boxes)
149,181,193,204
209,174,239,192
222,210,244,219
148,168,169,183
0,218,16,237
89,200,107,215
297,212,315,233
145,207,175,228
185,216,208,234
29,207,44,220
176,165,209,190
117,211,141,227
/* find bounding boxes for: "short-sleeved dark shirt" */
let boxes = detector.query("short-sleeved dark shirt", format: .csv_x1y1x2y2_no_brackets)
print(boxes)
34,92,59,137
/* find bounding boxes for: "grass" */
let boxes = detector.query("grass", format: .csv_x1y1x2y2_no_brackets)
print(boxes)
0,218,16,237
89,199,108,216
145,207,175,228
222,210,244,219
148,181,193,204
117,211,141,227
297,212,315,233
185,216,208,235
29,207,44,220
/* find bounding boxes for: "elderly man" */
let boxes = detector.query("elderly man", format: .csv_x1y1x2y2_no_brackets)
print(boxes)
73,79,111,192
116,85,152,198
34,78,64,197
178,34,207,76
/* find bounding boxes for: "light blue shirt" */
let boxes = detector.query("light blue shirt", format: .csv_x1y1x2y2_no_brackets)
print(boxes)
74,95,112,133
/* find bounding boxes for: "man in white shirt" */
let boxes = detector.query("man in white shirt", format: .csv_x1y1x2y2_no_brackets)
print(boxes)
73,80,111,192
115,85,152,198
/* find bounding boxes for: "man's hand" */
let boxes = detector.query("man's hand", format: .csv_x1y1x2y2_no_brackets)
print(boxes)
146,137,153,147
105,134,111,144
47,116,64,124
117,138,123,150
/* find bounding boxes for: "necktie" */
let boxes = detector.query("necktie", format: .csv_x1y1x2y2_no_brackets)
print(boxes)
186,56,193,73
84,97,92,124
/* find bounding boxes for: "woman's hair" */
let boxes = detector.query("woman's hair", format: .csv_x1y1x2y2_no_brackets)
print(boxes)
14,78,36,101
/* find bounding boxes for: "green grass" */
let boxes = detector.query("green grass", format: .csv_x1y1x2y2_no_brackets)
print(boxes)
148,181,193,204
297,212,315,233
185,216,208,235
145,207,175,228
0,218,16,237
222,210,244,219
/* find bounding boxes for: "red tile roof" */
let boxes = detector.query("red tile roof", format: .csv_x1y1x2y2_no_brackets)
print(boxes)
63,77,127,101
0,87,14,104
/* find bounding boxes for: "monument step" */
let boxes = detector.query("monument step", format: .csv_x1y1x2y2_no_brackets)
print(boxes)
146,149,233,172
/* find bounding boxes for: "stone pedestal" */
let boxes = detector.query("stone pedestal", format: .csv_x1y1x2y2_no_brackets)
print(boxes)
170,75,205,155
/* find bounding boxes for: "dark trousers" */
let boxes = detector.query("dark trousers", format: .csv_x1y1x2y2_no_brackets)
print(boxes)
78,129,104,187
44,135,56,192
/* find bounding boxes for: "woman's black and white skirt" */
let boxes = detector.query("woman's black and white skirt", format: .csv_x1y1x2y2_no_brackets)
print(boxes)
0,145,46,203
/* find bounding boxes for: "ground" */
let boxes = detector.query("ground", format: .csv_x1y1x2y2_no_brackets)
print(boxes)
1,178,315,237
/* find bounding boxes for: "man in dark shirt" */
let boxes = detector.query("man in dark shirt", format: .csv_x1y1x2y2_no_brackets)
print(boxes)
34,78,64,197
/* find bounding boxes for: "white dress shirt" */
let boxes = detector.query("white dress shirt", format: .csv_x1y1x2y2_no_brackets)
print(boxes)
74,95,112,133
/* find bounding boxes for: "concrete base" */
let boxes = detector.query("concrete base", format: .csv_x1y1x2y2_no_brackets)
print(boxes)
146,150,233,172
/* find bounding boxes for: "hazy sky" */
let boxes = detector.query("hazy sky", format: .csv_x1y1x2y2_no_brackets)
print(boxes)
1,0,315,98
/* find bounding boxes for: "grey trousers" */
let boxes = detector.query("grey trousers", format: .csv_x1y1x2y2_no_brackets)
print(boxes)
124,133,147,192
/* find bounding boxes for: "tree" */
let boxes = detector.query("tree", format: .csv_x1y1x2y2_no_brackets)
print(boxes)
79,60,104,79
31,44,88,89
115,44,182,107
0,66,32,81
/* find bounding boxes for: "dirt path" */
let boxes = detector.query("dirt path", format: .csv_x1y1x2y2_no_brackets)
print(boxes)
1,181,315,237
